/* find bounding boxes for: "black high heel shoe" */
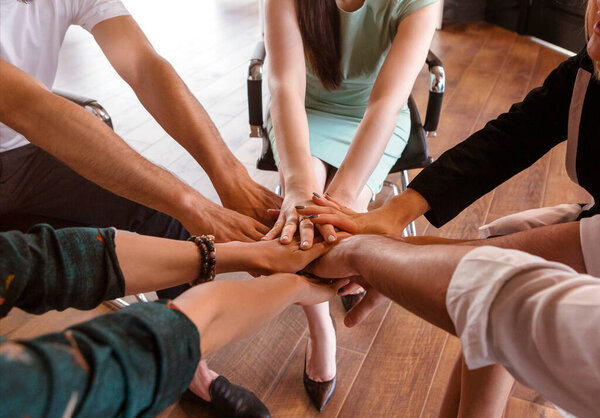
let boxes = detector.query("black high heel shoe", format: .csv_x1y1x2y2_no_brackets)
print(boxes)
184,376,271,418
341,290,366,312
303,317,337,412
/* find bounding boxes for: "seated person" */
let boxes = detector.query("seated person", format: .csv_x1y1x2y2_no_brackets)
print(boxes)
261,0,439,408
299,0,600,414
0,224,347,417
310,217,600,418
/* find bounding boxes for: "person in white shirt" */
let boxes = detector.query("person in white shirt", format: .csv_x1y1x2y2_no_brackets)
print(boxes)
0,0,282,416
308,215,600,418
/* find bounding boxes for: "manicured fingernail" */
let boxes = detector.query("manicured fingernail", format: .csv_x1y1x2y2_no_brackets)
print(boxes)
325,192,333,197
295,205,305,209
281,235,288,241
337,287,345,294
307,214,318,219
312,192,321,198
302,241,309,247
328,235,336,242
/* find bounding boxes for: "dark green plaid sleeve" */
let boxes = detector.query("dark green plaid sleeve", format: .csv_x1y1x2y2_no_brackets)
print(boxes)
0,224,125,317
0,301,201,417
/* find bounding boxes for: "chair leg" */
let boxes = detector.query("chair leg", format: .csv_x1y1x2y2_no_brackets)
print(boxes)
103,298,130,310
135,294,149,303
399,170,417,237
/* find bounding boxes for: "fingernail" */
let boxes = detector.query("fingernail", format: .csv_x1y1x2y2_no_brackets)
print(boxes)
345,317,354,327
325,192,333,197
337,287,344,294
281,235,288,241
328,235,336,242
302,241,309,247
308,214,318,219
295,205,305,209
312,192,322,198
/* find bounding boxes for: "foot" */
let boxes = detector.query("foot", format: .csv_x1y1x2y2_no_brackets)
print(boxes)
188,361,270,418
341,290,366,312
303,317,337,411
305,317,337,382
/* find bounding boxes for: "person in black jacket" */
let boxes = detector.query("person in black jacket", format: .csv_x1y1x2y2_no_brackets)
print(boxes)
296,0,600,415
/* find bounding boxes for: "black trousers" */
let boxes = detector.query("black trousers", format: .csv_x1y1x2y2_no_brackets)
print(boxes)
0,144,189,298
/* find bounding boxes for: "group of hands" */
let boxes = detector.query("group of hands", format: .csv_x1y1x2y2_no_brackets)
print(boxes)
197,182,397,327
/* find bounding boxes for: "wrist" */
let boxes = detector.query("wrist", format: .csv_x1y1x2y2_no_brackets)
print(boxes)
176,190,212,230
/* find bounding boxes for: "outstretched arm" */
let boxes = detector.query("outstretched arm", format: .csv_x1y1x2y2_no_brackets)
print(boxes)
0,58,268,242
92,15,282,226
0,224,333,317
262,0,337,246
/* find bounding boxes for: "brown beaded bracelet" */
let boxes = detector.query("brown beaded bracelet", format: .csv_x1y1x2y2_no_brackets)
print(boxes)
187,234,216,285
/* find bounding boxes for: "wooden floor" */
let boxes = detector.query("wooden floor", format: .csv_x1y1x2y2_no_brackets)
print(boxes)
1,0,592,416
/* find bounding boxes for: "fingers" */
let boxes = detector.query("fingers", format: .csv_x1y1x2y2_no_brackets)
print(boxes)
280,215,298,244
344,290,388,328
305,214,359,234
311,193,341,209
315,223,337,243
263,217,284,241
267,209,281,219
299,216,314,249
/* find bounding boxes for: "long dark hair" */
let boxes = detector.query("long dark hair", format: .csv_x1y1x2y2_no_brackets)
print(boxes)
296,0,342,90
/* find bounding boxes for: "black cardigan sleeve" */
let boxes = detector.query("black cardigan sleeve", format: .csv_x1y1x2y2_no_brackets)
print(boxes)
409,51,584,227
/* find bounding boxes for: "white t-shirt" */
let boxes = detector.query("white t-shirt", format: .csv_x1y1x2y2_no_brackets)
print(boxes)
0,0,129,152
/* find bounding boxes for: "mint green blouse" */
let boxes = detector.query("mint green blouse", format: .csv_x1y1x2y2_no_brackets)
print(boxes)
267,0,439,195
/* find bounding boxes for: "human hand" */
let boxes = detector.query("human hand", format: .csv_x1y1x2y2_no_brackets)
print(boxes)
262,191,337,249
239,237,334,276
296,193,402,238
184,202,270,242
305,234,361,279
219,178,283,227
293,274,350,306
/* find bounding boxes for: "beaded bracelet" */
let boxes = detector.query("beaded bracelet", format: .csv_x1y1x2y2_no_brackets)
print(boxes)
187,234,216,285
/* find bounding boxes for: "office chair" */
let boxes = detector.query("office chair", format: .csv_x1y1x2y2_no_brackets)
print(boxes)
247,41,445,237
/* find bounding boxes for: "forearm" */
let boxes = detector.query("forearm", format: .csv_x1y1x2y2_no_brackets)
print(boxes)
116,233,268,294
463,222,585,273
270,89,318,191
174,273,303,356
327,101,399,203
4,73,206,225
347,235,473,333
128,56,251,191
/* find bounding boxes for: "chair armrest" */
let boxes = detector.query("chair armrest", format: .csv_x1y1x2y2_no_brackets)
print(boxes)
248,40,266,137
53,90,113,130
423,50,445,133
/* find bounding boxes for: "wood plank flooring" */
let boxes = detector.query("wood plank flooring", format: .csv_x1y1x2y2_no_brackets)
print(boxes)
0,1,589,416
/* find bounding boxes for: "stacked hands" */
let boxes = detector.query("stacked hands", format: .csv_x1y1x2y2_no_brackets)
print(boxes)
237,191,393,327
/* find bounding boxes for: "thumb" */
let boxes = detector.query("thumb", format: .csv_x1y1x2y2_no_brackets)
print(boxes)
344,290,388,328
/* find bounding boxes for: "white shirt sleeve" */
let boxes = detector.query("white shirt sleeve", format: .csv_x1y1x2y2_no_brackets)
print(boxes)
447,246,600,418
72,0,130,32
580,214,600,277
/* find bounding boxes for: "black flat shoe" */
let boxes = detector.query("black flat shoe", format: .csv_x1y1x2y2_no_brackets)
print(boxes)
303,317,337,412
341,290,366,312
184,376,271,418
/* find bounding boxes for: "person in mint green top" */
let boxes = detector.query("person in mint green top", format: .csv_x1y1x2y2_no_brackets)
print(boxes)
267,0,437,195
262,0,439,412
